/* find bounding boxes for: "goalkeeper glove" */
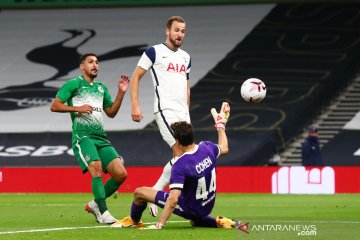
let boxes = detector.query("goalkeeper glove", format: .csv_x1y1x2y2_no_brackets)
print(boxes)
141,222,164,230
210,102,230,130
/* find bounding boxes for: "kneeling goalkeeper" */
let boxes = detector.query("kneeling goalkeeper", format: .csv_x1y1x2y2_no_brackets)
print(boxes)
111,102,241,229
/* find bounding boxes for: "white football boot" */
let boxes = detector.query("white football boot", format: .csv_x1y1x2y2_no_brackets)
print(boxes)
148,203,158,217
100,210,118,224
85,200,102,223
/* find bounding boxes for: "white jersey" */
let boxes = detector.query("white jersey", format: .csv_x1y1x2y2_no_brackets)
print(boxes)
137,43,191,113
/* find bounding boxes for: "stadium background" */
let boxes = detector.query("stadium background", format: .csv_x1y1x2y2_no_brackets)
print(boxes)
0,0,359,193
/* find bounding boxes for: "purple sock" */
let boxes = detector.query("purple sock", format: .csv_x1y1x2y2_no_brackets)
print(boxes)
192,215,218,228
130,202,147,222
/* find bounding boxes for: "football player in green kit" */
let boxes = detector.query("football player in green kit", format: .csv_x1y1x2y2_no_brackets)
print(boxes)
51,53,129,224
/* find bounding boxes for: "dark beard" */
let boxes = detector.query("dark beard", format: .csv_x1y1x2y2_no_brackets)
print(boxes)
87,69,98,79
90,73,98,78
169,38,182,48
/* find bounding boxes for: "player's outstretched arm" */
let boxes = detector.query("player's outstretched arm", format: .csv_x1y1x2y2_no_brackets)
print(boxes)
50,98,93,114
217,127,229,156
104,74,129,118
210,102,230,155
142,189,181,230
130,66,147,122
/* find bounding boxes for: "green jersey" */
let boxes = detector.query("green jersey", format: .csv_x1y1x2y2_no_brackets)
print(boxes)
56,76,113,142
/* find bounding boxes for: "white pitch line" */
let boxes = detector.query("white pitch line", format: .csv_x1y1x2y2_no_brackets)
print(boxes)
0,220,189,235
1,219,358,235
0,226,108,235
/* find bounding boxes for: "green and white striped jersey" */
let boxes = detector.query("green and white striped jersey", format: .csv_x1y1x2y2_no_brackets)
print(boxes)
56,76,113,142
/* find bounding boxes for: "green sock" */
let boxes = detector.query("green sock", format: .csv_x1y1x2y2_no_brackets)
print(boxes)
92,177,107,214
104,177,121,198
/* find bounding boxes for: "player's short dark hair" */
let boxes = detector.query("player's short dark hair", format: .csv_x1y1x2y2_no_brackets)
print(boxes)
166,16,185,29
79,53,97,64
171,121,194,146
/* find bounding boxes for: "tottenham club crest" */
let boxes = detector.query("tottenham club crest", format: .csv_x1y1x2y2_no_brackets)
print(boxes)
0,29,147,111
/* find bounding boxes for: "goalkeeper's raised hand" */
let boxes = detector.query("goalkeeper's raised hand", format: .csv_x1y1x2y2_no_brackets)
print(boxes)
210,102,230,130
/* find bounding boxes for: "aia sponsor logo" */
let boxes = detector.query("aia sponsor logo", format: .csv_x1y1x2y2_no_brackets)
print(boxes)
166,63,186,73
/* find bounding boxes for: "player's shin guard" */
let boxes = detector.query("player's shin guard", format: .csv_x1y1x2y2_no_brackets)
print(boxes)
92,177,107,214
104,177,120,198
152,160,173,190
130,202,147,222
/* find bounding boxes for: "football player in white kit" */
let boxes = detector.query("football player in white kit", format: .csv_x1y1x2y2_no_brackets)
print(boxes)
130,16,191,216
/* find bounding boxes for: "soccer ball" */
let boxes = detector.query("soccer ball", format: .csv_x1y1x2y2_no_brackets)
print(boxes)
240,78,266,103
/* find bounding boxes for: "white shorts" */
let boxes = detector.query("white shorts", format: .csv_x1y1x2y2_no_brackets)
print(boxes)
155,109,191,147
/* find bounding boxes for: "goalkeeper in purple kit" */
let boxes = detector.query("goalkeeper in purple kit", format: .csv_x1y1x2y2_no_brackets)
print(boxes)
111,102,240,229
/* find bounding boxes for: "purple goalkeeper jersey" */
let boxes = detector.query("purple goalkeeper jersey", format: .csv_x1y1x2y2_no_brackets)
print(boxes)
169,141,220,218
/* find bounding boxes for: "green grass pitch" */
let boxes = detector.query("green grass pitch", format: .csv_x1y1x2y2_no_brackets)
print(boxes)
0,193,359,240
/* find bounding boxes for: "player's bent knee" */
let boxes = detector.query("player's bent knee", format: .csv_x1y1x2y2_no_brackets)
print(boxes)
88,161,103,177
134,186,147,200
118,170,127,181
115,174,126,183
133,188,142,200
111,168,127,182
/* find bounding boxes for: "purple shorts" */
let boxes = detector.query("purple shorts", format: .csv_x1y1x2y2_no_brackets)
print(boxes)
154,190,193,219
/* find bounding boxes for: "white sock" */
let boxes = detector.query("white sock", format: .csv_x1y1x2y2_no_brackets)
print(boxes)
153,160,173,191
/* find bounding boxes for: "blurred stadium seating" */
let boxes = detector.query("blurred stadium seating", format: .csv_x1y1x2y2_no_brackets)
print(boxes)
180,3,360,166
280,75,360,165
